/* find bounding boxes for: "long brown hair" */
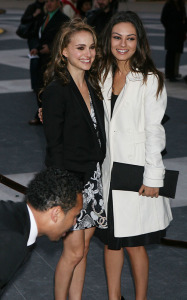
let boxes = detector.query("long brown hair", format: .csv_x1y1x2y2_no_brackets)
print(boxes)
43,18,103,99
99,11,164,98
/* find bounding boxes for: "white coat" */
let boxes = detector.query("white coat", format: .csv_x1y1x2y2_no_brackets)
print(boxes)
101,71,173,238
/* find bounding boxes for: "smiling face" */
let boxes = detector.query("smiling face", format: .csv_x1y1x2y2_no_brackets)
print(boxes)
62,30,96,73
111,22,137,65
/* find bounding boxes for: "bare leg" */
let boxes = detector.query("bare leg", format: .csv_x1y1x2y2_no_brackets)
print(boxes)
104,245,124,300
55,230,84,300
68,227,95,300
125,246,149,300
55,227,95,300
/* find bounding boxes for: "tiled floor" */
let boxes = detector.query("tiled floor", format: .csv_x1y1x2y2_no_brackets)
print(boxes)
0,2,186,299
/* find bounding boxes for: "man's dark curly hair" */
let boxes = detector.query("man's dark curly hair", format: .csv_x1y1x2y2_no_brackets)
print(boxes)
26,168,83,213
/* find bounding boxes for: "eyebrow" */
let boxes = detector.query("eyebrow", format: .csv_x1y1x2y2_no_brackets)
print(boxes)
112,32,136,37
75,43,95,47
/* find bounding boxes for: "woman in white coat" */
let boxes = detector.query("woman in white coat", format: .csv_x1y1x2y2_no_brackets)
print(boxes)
96,11,173,300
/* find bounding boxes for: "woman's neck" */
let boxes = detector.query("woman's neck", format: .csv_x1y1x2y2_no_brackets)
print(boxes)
116,61,130,76
67,65,85,88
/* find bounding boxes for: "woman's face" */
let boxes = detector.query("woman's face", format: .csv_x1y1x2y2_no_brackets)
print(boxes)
62,30,96,73
111,22,137,63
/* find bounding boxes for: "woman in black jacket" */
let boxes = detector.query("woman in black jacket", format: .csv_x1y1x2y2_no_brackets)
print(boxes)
42,19,107,300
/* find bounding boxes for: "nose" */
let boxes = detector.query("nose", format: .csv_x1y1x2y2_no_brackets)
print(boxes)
120,38,126,47
85,48,91,57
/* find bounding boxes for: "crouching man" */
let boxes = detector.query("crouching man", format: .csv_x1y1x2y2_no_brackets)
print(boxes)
0,167,82,293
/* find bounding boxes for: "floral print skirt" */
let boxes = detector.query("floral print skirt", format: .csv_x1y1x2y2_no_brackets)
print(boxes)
73,162,107,230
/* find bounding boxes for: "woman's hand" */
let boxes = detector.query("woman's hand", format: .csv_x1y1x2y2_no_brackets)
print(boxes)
38,108,43,123
30,48,38,56
139,184,159,198
40,44,50,54
33,8,41,18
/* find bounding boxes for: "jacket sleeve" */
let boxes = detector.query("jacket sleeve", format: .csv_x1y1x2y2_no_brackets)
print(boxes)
44,13,70,51
143,75,167,187
0,232,26,289
21,4,36,24
42,83,66,169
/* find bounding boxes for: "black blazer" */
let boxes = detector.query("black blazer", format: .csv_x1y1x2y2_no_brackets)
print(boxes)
42,73,106,178
38,9,69,63
0,201,33,292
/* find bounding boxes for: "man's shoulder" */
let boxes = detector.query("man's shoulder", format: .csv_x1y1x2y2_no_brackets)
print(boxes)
0,201,28,227
55,9,70,22
86,8,102,20
0,200,26,210
26,1,38,12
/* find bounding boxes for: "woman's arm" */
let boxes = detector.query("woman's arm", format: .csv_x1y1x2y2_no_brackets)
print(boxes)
42,83,66,169
143,74,167,189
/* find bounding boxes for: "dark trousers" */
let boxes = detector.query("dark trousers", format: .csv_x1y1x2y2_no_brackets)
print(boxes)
165,50,176,79
30,58,40,92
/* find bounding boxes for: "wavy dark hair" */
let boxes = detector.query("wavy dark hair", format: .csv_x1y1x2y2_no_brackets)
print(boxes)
26,168,83,213
42,18,103,100
99,11,164,97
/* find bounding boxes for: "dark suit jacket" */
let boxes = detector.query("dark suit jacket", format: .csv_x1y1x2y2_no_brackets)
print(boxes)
0,201,33,292
36,9,69,90
42,73,106,181
38,9,69,65
161,2,186,52
86,9,113,37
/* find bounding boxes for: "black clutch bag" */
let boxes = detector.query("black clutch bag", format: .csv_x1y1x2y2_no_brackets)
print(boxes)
111,162,179,199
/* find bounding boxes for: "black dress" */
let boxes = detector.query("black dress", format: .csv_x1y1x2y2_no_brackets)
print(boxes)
95,93,166,250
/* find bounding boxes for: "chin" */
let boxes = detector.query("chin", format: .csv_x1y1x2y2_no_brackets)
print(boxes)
49,236,59,242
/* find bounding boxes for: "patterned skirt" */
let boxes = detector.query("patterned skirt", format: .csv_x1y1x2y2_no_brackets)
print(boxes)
73,162,107,230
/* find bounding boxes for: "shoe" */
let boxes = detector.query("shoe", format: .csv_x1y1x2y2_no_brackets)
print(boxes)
28,118,42,125
175,73,182,79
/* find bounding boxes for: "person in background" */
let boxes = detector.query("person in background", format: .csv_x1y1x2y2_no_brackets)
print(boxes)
28,0,69,125
161,0,187,82
42,18,107,299
86,0,113,37
61,0,79,18
96,11,172,300
0,168,82,295
20,0,46,92
77,0,92,19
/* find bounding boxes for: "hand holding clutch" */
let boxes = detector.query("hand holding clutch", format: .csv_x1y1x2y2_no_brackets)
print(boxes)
139,184,159,198
111,162,179,199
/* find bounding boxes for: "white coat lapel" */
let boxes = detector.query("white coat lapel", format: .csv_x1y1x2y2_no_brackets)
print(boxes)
101,72,113,122
111,71,144,119
112,85,126,118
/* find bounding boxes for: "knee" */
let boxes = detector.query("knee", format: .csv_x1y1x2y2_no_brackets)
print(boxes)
64,247,84,267
67,242,90,265
125,246,145,257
